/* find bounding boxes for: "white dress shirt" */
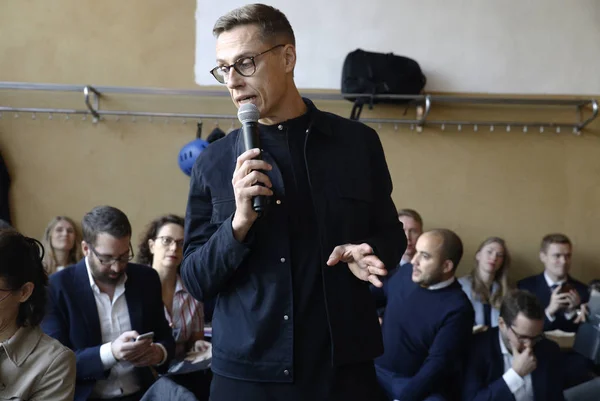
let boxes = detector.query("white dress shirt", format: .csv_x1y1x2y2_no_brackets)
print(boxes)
500,332,534,401
427,276,456,291
544,272,577,322
86,258,141,398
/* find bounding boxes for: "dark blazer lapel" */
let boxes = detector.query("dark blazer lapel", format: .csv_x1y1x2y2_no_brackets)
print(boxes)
124,265,143,333
489,328,505,380
74,259,102,345
531,357,547,401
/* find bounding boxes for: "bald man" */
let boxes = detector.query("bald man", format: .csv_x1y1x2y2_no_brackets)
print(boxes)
375,229,474,401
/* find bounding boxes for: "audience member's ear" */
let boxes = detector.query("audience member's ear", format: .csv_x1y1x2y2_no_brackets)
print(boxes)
81,241,90,257
442,260,454,274
148,238,156,255
18,282,34,303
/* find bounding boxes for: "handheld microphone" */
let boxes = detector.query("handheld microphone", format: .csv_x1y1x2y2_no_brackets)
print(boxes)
237,103,268,216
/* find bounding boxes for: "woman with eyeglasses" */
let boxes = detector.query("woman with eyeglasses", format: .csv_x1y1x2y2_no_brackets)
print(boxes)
137,215,204,358
41,215,83,274
0,228,76,400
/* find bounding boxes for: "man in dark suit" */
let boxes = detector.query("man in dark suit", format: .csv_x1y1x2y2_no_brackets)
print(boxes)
517,233,589,333
517,233,594,388
463,289,565,401
42,206,175,401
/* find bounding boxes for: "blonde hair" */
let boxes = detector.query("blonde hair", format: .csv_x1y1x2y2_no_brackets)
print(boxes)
470,237,511,309
41,216,82,274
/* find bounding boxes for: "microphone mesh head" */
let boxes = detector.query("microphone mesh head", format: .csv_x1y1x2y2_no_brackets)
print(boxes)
237,103,260,124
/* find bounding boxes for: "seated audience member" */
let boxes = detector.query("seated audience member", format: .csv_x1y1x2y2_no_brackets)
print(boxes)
41,215,82,274
518,233,593,387
394,209,424,275
371,208,423,320
462,289,565,401
138,214,204,358
375,229,474,401
138,215,211,400
518,234,588,332
42,206,175,401
0,229,76,400
459,237,511,330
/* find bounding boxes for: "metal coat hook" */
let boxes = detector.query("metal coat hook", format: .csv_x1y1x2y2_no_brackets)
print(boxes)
490,125,494,132
473,124,478,132
13,113,19,119
148,117,153,123
441,124,445,131
410,124,415,131
394,124,398,131
378,123,382,130
523,126,528,133
457,124,462,132
506,125,511,132
131,116,137,123
83,85,100,123
31,113,36,120
64,114,69,121
81,115,86,121
539,126,544,133
556,127,561,134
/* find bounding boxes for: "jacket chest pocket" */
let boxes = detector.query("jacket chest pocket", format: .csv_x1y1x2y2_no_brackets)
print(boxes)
210,198,236,224
328,177,374,241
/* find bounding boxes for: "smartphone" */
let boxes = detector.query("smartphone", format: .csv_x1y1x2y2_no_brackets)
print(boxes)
558,283,574,294
135,331,154,342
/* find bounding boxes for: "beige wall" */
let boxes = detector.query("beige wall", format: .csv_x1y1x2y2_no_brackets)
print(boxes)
1,0,599,283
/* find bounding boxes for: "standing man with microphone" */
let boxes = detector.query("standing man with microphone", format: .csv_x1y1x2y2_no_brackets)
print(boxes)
181,4,404,401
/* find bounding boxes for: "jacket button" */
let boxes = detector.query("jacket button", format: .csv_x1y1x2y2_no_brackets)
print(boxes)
278,125,283,131
276,199,281,205
280,257,286,263
283,369,290,376
283,315,289,321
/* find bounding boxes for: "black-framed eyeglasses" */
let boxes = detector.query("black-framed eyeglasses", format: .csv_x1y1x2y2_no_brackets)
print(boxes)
0,288,14,303
509,326,545,345
209,44,285,84
155,236,184,249
90,243,134,266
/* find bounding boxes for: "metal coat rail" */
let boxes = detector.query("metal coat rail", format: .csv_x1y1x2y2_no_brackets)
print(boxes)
0,82,597,134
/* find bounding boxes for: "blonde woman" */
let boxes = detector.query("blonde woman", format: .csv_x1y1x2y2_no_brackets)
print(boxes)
458,237,511,330
41,216,82,274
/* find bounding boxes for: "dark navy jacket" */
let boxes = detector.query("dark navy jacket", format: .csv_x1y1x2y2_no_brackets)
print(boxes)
518,273,589,332
41,261,175,401
462,327,565,401
181,99,405,382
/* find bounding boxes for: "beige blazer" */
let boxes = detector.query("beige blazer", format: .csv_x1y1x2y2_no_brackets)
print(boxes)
0,325,75,400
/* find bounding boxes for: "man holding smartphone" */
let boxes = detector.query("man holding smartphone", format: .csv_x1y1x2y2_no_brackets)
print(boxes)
518,233,589,333
42,206,175,401
518,233,593,388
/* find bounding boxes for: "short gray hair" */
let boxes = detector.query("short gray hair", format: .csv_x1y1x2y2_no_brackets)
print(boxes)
213,3,295,46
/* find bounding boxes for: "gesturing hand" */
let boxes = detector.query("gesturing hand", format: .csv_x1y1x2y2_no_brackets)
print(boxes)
327,243,387,287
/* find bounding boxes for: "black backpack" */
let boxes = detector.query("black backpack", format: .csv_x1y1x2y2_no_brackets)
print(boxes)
341,49,426,119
